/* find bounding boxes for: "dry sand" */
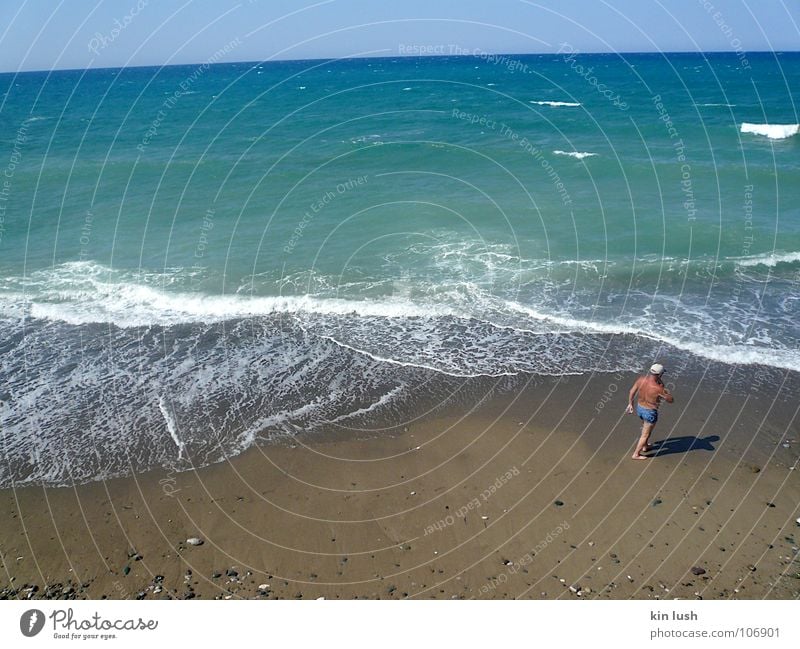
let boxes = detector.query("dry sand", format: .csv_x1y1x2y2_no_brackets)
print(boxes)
2,372,799,600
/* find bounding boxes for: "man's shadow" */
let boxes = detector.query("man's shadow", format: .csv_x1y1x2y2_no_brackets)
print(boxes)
648,435,720,457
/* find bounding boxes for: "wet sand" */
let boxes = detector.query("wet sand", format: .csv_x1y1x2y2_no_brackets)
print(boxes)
1,370,799,600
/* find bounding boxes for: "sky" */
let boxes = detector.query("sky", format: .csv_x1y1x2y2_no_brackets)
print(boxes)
0,0,797,73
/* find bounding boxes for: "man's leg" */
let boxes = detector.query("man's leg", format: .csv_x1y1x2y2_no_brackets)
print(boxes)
632,421,655,459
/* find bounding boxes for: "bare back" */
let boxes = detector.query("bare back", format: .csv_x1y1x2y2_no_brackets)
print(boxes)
633,375,673,409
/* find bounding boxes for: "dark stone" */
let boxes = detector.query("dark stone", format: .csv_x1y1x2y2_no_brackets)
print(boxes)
652,498,662,506
226,568,238,577
554,500,564,507
691,566,706,576
122,566,131,576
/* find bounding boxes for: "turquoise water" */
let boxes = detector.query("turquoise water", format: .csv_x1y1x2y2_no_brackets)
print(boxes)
1,52,798,484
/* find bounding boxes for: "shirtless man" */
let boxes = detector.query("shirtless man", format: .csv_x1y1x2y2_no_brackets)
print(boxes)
625,363,674,460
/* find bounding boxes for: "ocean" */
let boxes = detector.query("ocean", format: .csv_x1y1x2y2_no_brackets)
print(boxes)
0,52,798,486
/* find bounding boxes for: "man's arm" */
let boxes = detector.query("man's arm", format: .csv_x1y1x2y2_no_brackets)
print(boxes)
661,385,674,403
625,378,641,413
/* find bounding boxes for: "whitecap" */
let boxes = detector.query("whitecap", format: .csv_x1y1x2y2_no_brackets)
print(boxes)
734,251,800,267
740,123,799,139
553,150,597,160
529,100,581,107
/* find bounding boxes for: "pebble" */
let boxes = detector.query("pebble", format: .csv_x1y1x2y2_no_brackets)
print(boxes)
186,537,204,546
691,566,706,576
258,583,270,590
554,500,564,507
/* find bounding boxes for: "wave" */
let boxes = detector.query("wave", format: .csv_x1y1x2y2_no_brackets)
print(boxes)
734,251,800,267
0,261,457,327
553,150,598,159
529,100,581,107
503,301,799,371
1,260,798,373
740,122,799,139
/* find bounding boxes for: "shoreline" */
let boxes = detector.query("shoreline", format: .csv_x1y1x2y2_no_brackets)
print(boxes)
1,369,799,600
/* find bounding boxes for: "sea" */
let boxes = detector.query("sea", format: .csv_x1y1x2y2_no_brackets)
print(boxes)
0,52,798,486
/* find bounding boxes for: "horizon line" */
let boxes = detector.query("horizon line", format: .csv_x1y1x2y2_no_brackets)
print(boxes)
2,48,797,76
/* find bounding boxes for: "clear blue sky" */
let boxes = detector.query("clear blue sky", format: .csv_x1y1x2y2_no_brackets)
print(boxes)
0,0,797,73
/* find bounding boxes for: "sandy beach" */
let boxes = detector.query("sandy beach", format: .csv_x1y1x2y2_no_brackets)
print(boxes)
2,366,798,601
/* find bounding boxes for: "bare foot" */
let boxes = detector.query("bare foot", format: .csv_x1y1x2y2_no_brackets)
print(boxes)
631,454,650,460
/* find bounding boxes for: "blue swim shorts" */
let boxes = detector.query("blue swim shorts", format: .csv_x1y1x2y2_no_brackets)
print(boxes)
636,404,658,424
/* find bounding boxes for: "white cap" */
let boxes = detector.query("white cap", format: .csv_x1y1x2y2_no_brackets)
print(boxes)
649,363,665,375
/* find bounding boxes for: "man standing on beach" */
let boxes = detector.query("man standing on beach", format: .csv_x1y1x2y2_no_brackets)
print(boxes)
625,363,674,460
